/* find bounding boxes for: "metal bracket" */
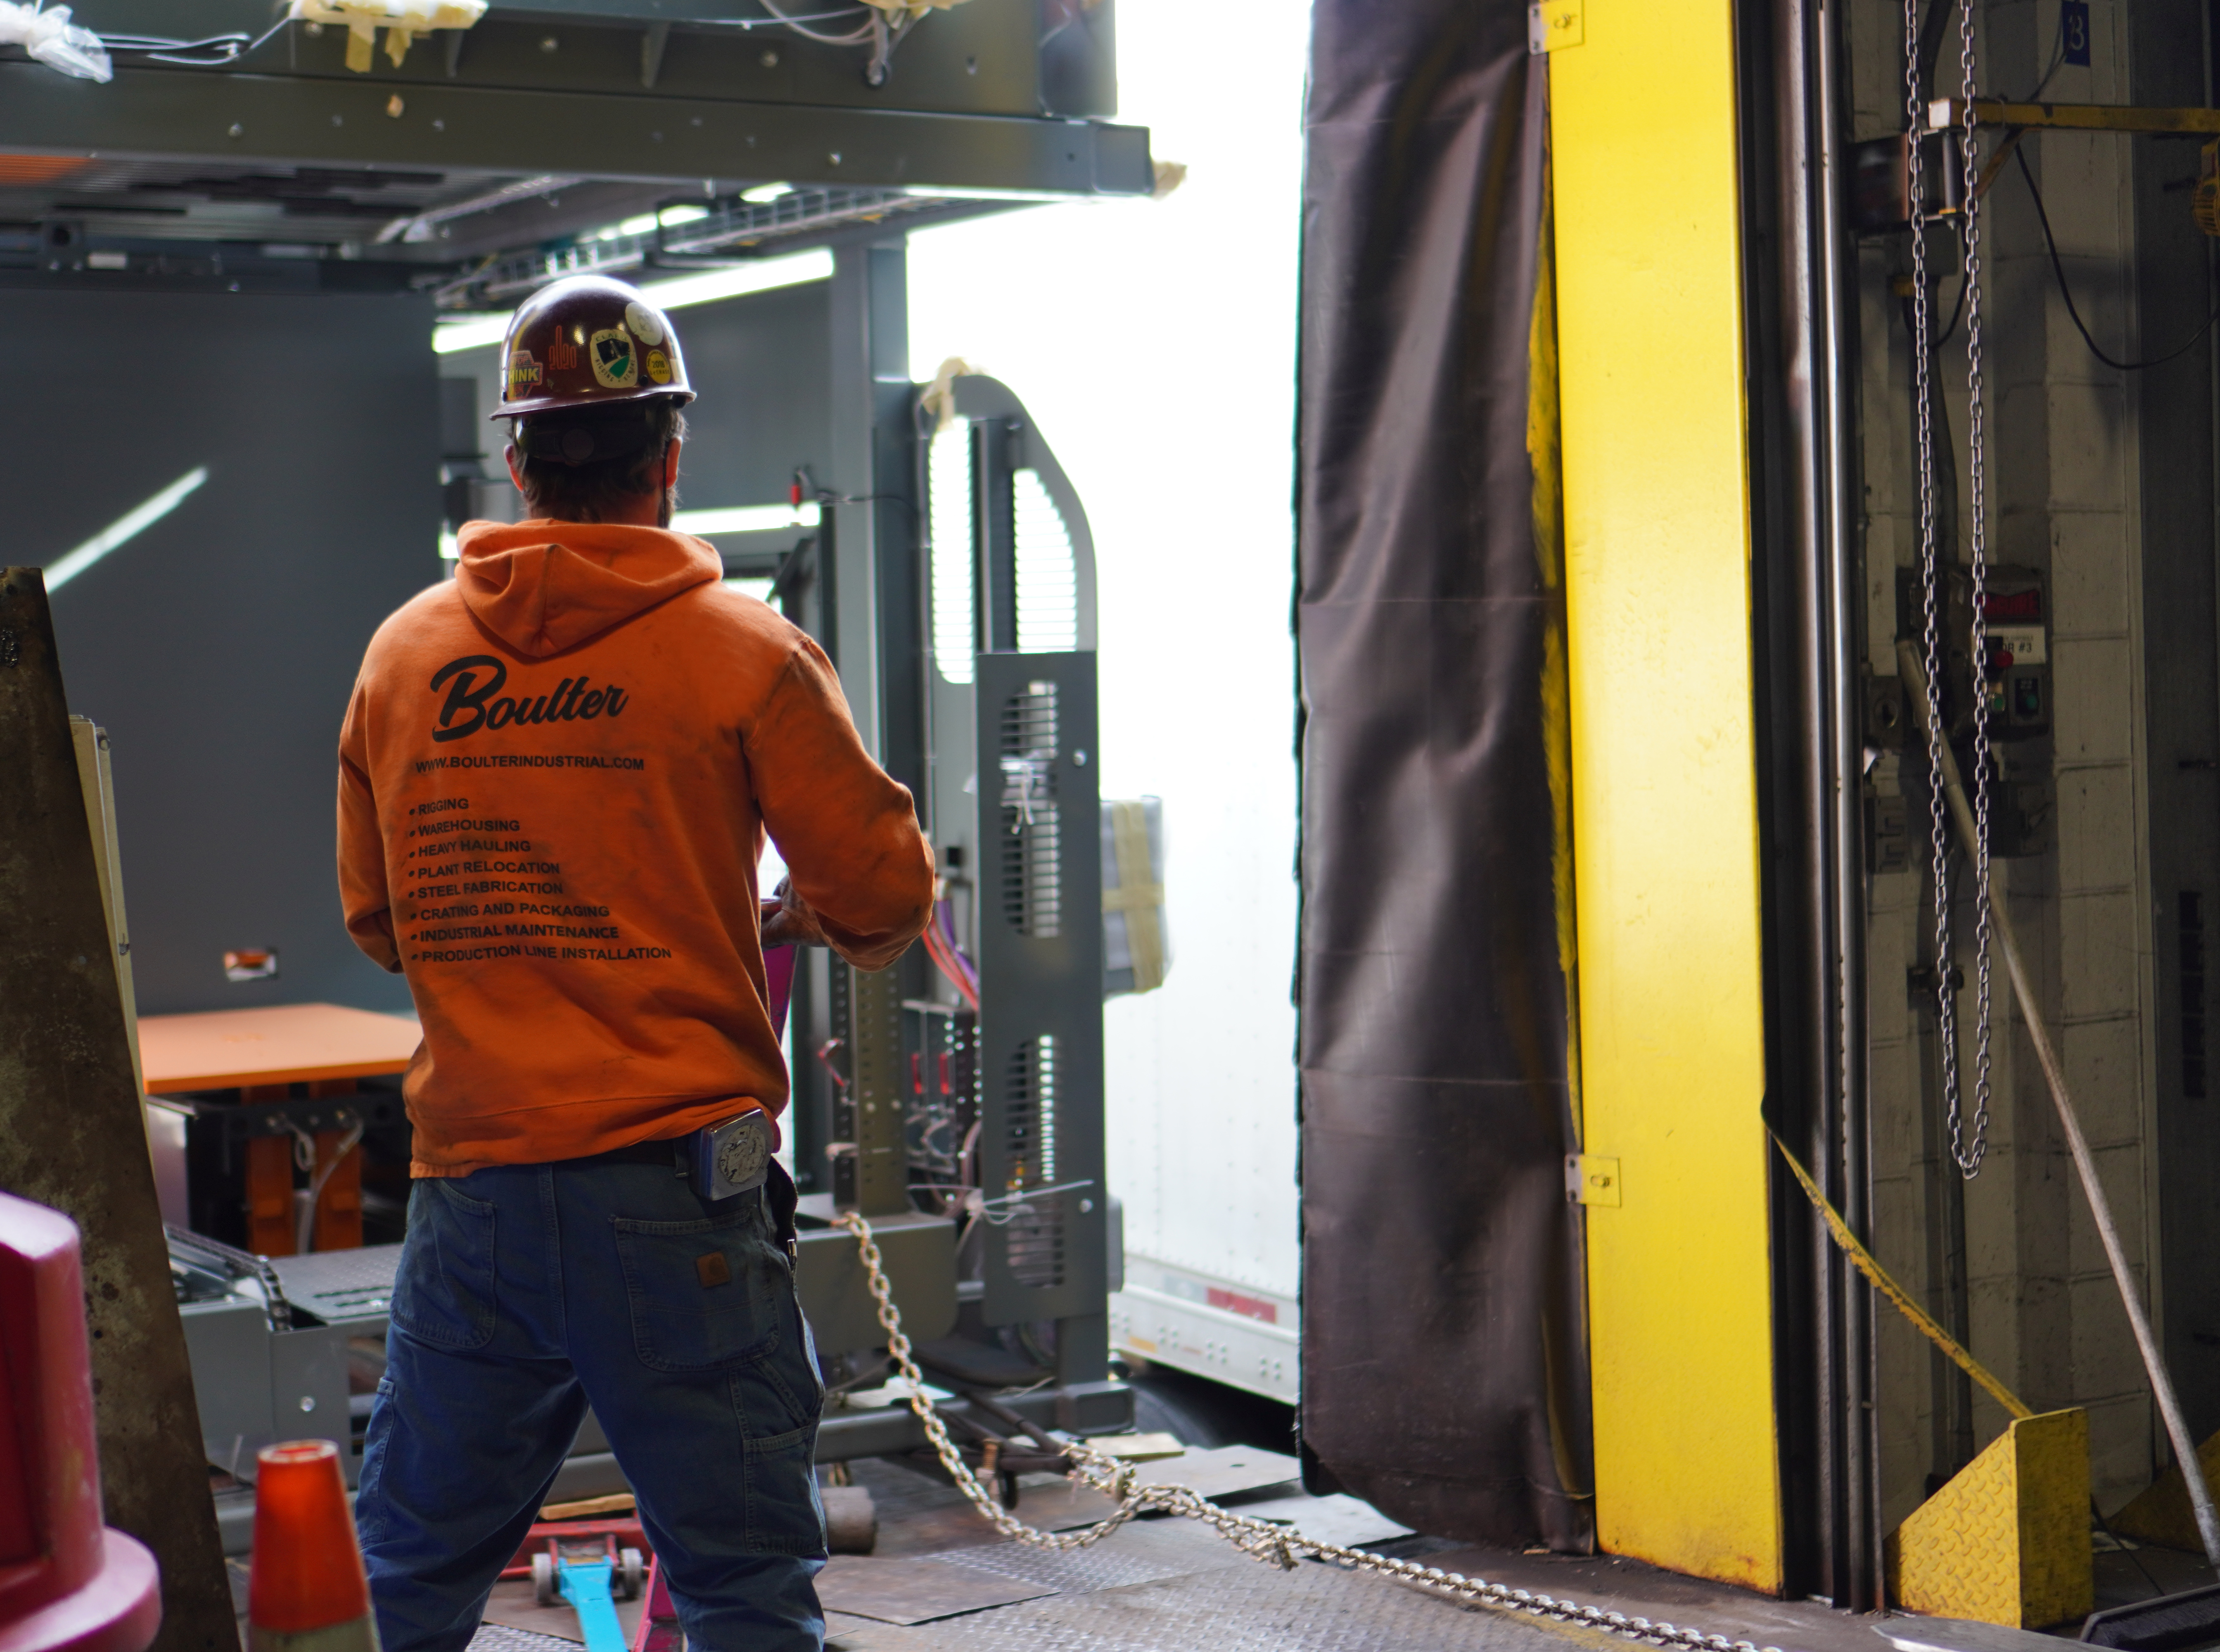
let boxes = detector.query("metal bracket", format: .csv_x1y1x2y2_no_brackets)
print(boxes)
1528,0,1583,54
1565,1153,1621,1207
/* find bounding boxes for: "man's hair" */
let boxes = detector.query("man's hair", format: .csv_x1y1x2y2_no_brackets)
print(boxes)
511,399,688,524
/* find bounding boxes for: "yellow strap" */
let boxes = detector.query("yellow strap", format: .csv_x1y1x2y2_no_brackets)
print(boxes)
1768,1130,2033,1422
1104,800,1165,993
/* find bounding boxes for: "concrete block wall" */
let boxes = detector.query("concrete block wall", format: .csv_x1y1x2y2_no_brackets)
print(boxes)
1848,0,2161,1530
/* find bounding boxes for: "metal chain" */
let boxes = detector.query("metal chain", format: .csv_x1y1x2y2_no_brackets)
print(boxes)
1954,0,1994,1179
832,1212,1784,1652
1907,0,1964,1169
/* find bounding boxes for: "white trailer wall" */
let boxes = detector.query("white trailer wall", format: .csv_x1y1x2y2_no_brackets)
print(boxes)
906,0,1310,1400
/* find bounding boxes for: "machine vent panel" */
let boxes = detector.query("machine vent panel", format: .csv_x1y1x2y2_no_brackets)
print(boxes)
1002,1034,1065,1289
999,681,1062,937
928,419,975,684
1013,468,1078,654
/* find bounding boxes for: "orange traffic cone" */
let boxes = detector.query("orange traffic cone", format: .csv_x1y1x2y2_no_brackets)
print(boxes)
248,1440,380,1652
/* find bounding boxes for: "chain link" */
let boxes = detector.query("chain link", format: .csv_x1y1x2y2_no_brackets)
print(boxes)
1907,0,1990,1180
1953,0,1993,1179
1905,0,1960,1173
831,1212,1784,1652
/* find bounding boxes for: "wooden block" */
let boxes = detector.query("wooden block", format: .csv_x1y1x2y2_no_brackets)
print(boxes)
311,1129,363,1253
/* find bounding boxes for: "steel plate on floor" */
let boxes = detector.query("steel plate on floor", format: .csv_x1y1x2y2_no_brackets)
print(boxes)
816,1555,1061,1624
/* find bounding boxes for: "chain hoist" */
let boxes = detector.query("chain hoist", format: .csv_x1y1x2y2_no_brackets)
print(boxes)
831,1212,1786,1652
1905,0,1992,1178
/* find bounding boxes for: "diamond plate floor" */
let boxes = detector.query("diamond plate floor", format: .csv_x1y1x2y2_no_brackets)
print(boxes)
458,1454,1905,1652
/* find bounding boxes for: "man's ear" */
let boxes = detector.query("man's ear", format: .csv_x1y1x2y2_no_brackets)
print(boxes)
505,441,526,493
663,436,683,492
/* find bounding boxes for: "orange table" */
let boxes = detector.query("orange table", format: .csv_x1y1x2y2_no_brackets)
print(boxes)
139,1004,420,1254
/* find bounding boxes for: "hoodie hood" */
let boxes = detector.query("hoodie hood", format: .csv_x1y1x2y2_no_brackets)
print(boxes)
455,518,722,658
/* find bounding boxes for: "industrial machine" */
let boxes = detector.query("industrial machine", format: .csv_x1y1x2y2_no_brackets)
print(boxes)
0,0,1147,1544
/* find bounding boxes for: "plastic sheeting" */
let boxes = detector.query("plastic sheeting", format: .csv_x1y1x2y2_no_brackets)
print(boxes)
1294,0,1595,1549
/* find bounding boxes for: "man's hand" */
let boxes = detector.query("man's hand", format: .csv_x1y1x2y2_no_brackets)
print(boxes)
759,877,829,949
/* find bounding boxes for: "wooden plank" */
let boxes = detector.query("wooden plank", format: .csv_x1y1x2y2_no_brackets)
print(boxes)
0,568,236,1651
138,1001,420,1093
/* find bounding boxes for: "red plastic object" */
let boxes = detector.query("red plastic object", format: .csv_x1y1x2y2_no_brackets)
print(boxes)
498,1518,649,1581
248,1441,372,1634
629,1552,680,1652
0,1191,161,1652
766,944,797,1042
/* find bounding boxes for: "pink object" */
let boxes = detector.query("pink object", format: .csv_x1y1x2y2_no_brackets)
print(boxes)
629,1552,680,1652
0,1192,162,1652
765,945,797,1043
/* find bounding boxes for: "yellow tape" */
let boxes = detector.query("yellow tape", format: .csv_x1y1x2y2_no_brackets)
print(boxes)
1768,1130,2032,1422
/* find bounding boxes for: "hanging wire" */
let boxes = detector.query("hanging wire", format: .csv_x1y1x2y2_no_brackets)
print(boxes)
2015,147,2220,372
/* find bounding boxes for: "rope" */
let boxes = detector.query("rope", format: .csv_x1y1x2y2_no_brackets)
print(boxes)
831,1210,1787,1652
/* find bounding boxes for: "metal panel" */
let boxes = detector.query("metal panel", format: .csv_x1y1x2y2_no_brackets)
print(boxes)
0,64,1152,197
794,1203,956,1352
18,287,434,1016
1552,0,1783,1592
849,959,911,1215
973,650,1104,1328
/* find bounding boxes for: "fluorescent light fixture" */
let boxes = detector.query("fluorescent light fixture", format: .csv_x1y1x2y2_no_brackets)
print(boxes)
618,212,659,236
434,312,510,355
430,248,833,357
672,502,821,536
642,248,834,311
661,204,709,226
741,182,792,203
46,467,209,593
439,530,460,561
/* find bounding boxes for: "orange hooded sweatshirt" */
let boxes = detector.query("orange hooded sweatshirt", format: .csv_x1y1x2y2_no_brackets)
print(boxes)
337,518,934,1176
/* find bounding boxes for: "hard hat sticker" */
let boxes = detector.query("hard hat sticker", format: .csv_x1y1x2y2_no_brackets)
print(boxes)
508,349,542,399
547,334,579,371
624,301,667,346
589,328,638,389
645,349,672,386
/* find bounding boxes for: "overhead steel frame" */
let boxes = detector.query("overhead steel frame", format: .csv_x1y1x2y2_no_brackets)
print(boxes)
0,0,1153,204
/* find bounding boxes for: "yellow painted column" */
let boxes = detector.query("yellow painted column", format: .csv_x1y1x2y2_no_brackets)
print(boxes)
1549,0,1783,1592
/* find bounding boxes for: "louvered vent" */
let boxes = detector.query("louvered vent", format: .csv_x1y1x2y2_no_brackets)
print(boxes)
928,419,975,684
998,681,1061,938
1002,1034,1064,1288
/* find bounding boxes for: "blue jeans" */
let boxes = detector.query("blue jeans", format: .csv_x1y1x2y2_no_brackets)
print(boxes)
355,1158,827,1651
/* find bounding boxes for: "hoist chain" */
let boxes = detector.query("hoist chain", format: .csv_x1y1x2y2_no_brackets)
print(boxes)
1954,0,1995,1180
831,1211,1785,1652
1905,0,1991,1179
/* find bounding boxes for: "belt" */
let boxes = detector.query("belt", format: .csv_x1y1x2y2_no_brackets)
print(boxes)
563,1137,687,1173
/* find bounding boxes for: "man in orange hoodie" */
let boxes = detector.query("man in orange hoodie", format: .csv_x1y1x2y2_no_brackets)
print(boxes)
338,273,933,1650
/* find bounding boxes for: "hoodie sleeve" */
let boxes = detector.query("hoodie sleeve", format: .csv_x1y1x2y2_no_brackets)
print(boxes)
337,678,401,974
748,635,934,972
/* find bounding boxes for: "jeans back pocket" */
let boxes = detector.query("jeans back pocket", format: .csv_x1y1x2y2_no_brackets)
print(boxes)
391,1179,498,1351
614,1213,781,1371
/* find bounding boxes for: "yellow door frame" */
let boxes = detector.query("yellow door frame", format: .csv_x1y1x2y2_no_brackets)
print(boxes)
1550,0,1784,1591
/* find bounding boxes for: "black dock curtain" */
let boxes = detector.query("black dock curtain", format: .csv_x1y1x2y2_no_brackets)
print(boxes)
1295,0,1594,1550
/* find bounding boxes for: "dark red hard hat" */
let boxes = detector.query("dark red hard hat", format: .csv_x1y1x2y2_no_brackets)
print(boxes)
491,273,694,420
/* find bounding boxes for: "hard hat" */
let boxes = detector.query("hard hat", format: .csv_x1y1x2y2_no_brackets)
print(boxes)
490,273,695,421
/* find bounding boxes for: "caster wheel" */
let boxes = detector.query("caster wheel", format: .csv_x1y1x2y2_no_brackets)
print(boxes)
619,1547,645,1601
531,1550,559,1607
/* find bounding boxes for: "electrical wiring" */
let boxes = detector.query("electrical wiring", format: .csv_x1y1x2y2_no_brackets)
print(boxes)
757,0,875,45
2016,147,2220,372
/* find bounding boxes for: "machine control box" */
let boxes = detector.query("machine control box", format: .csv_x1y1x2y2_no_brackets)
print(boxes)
1895,563,2051,742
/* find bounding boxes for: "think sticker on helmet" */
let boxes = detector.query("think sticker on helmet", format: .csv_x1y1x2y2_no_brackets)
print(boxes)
508,349,542,399
589,328,638,390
